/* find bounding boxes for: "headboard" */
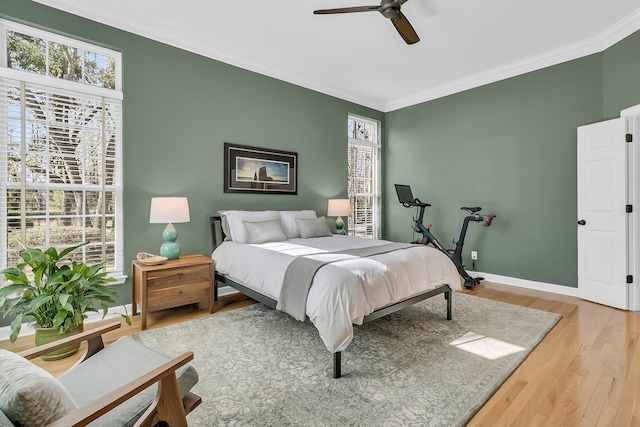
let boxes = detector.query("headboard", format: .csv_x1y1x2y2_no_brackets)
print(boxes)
209,216,226,253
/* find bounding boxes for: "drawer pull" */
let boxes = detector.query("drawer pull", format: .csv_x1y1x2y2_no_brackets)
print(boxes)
178,290,183,294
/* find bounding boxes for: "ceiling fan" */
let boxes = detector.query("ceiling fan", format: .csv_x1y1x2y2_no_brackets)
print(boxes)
314,0,420,45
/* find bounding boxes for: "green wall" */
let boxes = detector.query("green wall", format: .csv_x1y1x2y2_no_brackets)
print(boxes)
603,30,640,118
0,0,384,307
385,31,640,287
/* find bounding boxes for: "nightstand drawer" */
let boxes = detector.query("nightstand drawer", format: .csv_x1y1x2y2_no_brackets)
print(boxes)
147,280,211,311
147,264,210,289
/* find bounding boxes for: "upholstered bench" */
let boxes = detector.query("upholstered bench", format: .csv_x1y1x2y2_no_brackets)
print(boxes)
0,322,200,427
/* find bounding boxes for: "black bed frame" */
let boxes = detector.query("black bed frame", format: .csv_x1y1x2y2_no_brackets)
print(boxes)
209,216,452,378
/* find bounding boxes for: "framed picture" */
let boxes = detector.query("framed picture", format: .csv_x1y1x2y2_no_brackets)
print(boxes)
224,143,298,194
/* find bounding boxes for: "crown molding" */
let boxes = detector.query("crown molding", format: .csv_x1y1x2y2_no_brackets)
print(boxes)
385,8,640,112
30,1,640,113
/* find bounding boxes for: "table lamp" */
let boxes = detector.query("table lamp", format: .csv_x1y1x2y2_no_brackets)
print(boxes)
327,198,352,235
149,197,190,259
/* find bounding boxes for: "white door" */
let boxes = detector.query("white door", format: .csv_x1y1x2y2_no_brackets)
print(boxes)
577,118,628,309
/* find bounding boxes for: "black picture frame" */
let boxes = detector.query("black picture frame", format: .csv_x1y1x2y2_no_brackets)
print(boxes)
224,143,298,194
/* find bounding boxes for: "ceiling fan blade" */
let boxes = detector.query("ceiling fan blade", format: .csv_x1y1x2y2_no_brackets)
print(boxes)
391,11,420,44
314,6,380,14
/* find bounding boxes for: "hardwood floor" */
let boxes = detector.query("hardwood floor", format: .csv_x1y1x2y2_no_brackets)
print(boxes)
2,281,639,425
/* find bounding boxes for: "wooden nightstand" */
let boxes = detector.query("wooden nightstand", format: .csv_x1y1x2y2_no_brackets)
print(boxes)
132,254,214,330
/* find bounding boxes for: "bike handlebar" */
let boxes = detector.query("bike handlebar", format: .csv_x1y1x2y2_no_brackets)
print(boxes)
482,213,496,227
402,198,431,208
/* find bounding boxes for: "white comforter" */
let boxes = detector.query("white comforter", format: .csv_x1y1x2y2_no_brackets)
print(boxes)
212,235,461,352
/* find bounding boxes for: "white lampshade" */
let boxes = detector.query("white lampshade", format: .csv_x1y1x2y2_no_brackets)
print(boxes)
327,199,352,217
149,197,191,224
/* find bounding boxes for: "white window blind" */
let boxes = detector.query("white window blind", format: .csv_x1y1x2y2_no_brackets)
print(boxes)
347,115,381,239
0,20,123,279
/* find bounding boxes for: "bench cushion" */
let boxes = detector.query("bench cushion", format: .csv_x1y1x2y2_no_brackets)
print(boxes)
58,336,198,427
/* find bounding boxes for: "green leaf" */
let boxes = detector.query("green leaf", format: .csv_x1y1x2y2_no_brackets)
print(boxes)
20,248,46,265
44,246,59,259
47,267,68,285
3,297,27,317
58,242,88,259
9,314,23,343
52,309,68,327
58,293,70,307
1,267,29,283
0,283,30,298
24,294,53,315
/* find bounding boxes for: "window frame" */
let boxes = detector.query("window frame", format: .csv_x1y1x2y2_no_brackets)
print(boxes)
347,114,381,239
0,19,125,283
0,20,122,92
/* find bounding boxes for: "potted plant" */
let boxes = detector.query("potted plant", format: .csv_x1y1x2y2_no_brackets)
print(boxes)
0,243,131,360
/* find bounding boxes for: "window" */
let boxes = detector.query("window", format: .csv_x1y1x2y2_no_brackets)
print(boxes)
0,20,124,280
347,115,381,239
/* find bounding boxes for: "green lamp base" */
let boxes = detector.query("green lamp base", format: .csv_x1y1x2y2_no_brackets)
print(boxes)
335,216,347,235
160,242,181,260
160,223,181,259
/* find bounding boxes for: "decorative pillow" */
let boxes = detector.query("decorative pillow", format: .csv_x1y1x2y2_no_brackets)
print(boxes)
220,210,280,243
244,219,288,244
0,349,78,427
279,210,318,238
296,216,333,238
217,210,232,241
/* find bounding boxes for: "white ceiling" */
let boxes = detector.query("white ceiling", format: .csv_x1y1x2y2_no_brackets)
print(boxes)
33,0,640,112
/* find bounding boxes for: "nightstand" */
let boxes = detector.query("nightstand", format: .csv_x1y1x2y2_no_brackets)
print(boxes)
132,254,214,330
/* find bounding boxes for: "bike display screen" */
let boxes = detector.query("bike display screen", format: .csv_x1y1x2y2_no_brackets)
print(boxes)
394,184,415,204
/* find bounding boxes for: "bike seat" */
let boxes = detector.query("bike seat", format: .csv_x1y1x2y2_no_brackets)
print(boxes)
461,206,481,213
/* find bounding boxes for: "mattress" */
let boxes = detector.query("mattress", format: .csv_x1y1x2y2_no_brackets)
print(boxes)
212,235,461,352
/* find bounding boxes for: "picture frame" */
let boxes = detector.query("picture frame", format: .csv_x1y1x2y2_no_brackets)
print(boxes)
224,143,298,194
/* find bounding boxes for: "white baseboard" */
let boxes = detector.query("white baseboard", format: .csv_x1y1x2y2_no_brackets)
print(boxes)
473,272,579,298
218,286,240,297
0,304,132,342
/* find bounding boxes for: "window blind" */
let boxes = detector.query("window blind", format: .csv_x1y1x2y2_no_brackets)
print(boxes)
0,77,123,275
347,115,381,239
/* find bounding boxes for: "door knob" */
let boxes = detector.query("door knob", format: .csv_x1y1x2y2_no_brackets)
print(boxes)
577,219,586,225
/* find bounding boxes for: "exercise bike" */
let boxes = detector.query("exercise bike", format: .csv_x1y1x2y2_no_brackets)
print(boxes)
394,184,496,289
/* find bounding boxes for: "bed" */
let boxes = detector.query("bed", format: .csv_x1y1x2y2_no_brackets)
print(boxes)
210,210,461,378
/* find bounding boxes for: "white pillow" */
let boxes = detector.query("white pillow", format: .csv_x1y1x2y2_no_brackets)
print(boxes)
0,349,78,427
244,219,288,244
296,216,333,238
279,210,317,238
220,210,280,243
217,210,232,241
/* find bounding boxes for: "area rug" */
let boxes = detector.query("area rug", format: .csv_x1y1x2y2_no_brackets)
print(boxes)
134,293,560,426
